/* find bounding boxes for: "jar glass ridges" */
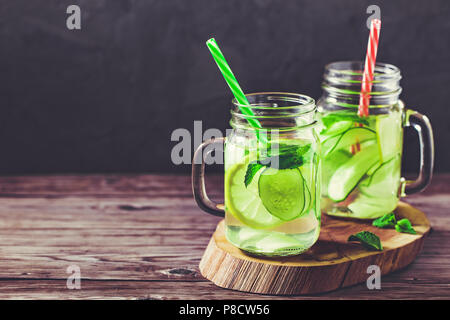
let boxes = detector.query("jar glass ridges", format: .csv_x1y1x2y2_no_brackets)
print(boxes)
317,61,434,219
224,92,321,256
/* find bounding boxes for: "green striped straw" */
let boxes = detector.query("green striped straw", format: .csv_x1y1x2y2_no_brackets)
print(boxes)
206,38,267,143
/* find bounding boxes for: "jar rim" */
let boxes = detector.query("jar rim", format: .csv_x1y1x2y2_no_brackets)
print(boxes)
232,92,316,113
230,92,317,131
324,61,402,82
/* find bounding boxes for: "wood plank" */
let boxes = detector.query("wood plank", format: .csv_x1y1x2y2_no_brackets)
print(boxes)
0,279,448,300
0,174,448,299
0,196,221,229
0,174,223,197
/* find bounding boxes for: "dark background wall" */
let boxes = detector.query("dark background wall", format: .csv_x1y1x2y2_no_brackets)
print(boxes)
0,0,449,175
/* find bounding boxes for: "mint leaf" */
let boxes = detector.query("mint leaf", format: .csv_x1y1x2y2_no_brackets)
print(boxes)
244,143,312,186
373,214,416,235
348,231,383,251
244,163,263,187
395,218,417,234
259,143,311,169
265,143,310,157
372,212,397,229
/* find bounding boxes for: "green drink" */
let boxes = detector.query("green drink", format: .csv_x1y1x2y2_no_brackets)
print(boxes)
319,109,402,218
198,41,321,255
224,137,320,256
317,61,434,219
193,93,321,256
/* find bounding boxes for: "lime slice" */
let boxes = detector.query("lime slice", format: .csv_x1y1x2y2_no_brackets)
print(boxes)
328,141,380,202
225,161,283,229
376,113,401,162
258,167,306,221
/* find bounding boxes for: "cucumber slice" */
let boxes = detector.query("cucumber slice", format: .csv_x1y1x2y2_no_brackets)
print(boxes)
328,141,380,202
321,120,353,136
366,161,381,177
321,135,340,156
258,168,305,221
348,194,398,219
360,155,401,198
322,149,352,192
376,112,402,162
322,127,376,156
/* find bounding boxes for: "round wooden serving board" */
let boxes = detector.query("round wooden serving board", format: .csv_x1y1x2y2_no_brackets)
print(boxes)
199,201,431,295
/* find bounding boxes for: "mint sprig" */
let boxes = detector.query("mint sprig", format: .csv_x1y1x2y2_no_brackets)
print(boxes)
372,213,417,235
348,231,383,251
372,212,397,229
243,143,312,187
395,218,417,234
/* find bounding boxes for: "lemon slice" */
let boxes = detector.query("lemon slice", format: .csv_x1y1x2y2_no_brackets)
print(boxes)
225,160,283,229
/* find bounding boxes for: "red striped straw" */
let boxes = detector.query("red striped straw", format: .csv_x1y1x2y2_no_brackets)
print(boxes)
358,18,381,117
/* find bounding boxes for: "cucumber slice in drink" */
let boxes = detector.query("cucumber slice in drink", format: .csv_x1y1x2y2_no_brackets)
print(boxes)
348,194,398,219
322,149,352,192
322,127,376,156
321,120,353,136
366,161,381,177
321,135,340,156
328,141,380,202
376,113,401,162
360,155,400,198
258,167,306,221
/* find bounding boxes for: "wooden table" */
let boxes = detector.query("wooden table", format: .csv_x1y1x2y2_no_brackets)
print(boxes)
0,174,449,299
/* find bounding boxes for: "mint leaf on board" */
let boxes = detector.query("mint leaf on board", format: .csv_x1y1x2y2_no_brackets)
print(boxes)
348,231,383,251
395,218,417,234
372,212,397,229
244,163,263,187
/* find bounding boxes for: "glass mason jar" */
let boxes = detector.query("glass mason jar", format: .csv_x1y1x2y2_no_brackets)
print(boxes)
192,92,321,256
317,61,434,219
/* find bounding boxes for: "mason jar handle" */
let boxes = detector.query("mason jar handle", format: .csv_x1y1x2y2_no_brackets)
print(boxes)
191,137,225,217
401,110,435,196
